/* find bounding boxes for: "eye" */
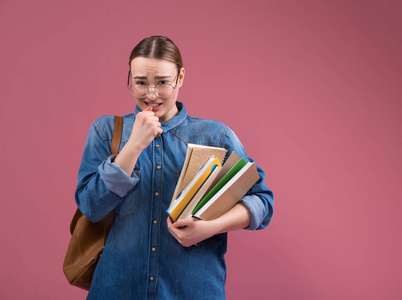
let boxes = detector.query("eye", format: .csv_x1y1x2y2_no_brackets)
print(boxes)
157,80,169,86
135,81,147,86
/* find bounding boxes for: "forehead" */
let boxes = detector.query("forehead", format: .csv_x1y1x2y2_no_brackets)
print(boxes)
130,57,176,76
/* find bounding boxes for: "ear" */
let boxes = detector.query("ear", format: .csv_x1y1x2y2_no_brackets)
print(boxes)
177,67,185,87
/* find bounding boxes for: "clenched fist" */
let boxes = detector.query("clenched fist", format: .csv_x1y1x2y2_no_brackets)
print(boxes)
113,106,163,175
129,106,163,151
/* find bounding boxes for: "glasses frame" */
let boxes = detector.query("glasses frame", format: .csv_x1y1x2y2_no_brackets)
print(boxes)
127,69,180,99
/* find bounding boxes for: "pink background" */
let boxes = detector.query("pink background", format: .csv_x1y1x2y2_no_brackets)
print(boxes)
1,0,401,299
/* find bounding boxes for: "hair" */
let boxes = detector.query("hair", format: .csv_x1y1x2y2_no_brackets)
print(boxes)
128,36,183,85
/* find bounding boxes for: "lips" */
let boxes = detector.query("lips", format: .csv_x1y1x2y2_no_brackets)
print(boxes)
145,102,162,108
144,102,162,112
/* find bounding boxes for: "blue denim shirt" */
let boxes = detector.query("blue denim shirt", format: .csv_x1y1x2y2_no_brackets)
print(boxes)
75,102,274,300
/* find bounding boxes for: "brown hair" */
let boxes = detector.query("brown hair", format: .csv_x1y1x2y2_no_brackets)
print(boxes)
128,36,183,85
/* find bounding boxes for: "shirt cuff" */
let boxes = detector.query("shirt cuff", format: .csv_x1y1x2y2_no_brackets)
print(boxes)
98,156,139,198
239,195,266,230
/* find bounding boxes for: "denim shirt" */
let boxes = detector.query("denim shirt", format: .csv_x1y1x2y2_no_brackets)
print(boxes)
75,102,274,300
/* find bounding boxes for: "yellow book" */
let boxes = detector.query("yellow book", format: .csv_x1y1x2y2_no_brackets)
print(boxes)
167,155,222,222
178,165,222,220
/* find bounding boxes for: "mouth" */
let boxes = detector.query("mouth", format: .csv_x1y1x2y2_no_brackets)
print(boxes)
145,102,162,108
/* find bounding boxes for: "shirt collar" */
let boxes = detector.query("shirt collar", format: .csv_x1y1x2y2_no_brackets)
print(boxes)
133,101,187,133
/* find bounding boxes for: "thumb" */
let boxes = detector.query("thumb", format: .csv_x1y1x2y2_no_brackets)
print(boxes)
144,106,153,112
174,218,195,228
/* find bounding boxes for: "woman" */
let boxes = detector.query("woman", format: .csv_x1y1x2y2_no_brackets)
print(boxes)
75,36,274,299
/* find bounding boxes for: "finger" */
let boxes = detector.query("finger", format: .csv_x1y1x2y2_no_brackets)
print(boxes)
143,111,156,117
154,127,163,137
150,117,160,124
167,216,173,226
167,218,181,237
174,218,194,228
167,217,178,231
144,106,153,112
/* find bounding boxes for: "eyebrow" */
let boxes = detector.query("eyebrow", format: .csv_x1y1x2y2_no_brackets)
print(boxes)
133,75,172,80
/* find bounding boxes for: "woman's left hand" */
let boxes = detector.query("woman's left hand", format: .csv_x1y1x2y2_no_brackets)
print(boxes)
167,217,217,247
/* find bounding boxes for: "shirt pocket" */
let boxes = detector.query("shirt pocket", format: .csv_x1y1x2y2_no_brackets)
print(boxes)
115,167,141,216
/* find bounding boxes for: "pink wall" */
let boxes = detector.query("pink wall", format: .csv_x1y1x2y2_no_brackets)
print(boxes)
1,0,401,299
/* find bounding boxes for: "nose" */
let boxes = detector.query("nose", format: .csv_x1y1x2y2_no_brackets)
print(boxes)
147,86,158,100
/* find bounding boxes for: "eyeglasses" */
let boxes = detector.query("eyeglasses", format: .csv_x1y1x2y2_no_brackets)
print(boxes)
128,82,177,99
127,72,179,99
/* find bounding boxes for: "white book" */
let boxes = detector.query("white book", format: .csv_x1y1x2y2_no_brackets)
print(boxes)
178,166,222,220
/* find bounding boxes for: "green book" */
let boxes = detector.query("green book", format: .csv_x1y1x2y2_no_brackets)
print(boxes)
192,157,247,215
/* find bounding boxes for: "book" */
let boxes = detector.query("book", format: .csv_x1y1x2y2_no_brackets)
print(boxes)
171,144,227,205
167,155,222,222
177,165,222,220
193,157,248,215
177,151,240,220
204,151,240,191
193,162,260,221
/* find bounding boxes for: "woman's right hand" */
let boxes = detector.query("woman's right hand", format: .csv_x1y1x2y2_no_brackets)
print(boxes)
128,106,163,151
114,106,163,175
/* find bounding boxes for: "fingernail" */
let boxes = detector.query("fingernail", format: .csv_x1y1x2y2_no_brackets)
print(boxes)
173,222,176,227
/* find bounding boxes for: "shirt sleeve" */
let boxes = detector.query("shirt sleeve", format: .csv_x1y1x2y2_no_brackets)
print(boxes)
74,118,139,222
99,156,139,197
220,126,274,230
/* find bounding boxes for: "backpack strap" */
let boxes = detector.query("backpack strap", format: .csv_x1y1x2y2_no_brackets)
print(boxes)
102,115,122,242
111,116,123,156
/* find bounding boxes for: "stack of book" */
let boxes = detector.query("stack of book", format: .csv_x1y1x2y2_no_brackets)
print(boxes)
167,144,260,222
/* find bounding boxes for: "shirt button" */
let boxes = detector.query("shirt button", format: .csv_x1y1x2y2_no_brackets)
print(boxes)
150,277,154,281
153,220,157,224
156,144,160,148
156,165,161,170
152,247,156,252
155,192,159,196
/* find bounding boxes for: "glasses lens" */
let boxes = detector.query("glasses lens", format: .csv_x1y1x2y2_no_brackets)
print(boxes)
129,85,147,98
156,84,174,98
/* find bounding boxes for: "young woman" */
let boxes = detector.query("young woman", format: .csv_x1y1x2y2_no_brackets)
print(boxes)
75,36,274,299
